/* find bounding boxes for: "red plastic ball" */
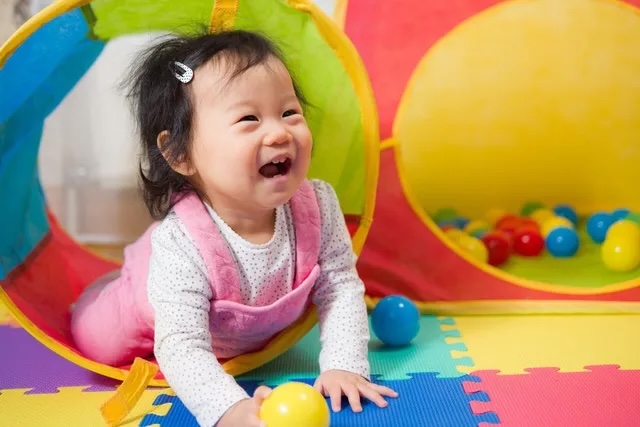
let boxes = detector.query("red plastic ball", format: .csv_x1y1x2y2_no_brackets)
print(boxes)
513,228,545,256
481,231,511,266
518,218,540,233
496,214,521,235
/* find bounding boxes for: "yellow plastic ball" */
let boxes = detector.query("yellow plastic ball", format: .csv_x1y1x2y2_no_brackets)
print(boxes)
445,228,467,242
541,216,574,237
260,382,330,427
605,219,640,242
530,208,555,225
457,235,489,263
601,236,640,273
464,219,490,234
485,209,507,227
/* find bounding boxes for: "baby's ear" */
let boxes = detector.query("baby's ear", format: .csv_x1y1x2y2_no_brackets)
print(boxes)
157,130,194,176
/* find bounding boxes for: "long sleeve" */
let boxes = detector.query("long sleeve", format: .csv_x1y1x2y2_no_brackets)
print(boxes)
310,180,371,379
147,215,249,427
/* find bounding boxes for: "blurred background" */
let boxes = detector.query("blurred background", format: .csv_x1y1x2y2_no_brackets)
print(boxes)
0,0,340,253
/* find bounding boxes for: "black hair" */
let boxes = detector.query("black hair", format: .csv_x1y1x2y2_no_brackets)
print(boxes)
121,29,307,220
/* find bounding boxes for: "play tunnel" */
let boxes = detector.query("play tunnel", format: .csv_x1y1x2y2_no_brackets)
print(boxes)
342,0,640,314
0,0,378,420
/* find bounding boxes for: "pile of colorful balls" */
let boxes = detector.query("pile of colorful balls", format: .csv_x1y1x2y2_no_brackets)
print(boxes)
432,202,640,273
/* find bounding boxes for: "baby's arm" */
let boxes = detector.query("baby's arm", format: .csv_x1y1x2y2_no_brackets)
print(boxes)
147,216,250,427
310,180,371,379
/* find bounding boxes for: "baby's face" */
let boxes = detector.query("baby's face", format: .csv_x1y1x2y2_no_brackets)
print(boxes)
188,56,312,214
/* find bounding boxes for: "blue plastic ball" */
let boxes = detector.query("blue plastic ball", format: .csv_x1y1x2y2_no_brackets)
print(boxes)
455,216,470,229
371,295,420,347
437,219,459,229
546,227,579,257
612,208,630,221
553,204,578,226
586,212,614,243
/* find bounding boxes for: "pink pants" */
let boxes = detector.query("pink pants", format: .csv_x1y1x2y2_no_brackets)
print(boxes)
70,270,154,366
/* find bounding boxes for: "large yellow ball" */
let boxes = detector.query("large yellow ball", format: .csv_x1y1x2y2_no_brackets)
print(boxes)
601,236,640,273
606,219,640,242
260,382,330,427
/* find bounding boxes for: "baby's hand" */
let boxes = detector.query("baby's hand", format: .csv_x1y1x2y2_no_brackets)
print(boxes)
217,385,272,427
313,369,398,413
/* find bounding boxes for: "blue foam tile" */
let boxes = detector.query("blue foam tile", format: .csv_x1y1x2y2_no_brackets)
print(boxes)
139,374,500,426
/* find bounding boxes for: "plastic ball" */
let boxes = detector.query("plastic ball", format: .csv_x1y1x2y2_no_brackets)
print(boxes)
455,216,470,229
485,208,507,227
464,219,490,234
518,218,541,233
513,228,545,256
601,236,640,273
437,219,460,229
471,227,490,239
626,212,640,226
260,382,330,427
546,227,579,257
586,212,615,243
612,208,630,221
605,219,640,241
444,228,467,243
553,204,578,226
496,214,522,235
371,295,420,346
433,208,458,223
530,208,555,226
541,216,574,238
520,201,545,217
481,231,511,266
457,235,489,263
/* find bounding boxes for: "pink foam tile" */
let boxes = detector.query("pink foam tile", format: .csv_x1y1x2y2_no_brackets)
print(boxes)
463,365,640,427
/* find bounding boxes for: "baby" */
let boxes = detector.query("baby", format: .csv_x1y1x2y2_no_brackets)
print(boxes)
70,29,396,427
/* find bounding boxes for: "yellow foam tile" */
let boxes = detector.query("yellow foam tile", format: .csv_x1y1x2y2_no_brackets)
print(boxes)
453,314,640,374
0,387,168,426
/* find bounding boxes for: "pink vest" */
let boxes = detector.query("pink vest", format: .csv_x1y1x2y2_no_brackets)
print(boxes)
122,180,322,360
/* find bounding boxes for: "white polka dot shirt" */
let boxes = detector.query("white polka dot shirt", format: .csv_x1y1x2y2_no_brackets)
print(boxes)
147,179,371,427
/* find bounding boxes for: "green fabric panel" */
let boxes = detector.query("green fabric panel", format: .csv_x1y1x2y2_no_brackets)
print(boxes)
90,0,213,39
233,0,366,215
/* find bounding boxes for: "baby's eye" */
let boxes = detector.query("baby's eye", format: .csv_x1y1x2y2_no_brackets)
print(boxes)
239,115,258,122
282,109,299,118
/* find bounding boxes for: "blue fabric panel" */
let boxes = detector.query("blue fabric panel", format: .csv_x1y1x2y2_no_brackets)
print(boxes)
0,8,94,124
0,40,104,279
0,125,47,279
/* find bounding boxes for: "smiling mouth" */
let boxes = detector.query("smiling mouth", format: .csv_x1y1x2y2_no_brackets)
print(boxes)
259,157,292,178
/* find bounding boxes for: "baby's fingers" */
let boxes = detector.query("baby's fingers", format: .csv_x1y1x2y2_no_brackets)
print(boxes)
356,383,388,408
253,385,272,402
369,383,398,398
344,383,363,413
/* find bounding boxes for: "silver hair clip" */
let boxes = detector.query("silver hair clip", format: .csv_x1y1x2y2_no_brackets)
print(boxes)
172,61,193,84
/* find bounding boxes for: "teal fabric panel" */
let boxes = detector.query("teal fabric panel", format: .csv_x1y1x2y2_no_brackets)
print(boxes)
0,40,104,278
0,125,47,279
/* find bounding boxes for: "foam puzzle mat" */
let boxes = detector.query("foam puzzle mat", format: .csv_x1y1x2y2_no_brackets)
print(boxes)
1,303,638,426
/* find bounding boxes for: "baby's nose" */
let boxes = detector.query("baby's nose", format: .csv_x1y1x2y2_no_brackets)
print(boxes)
263,127,293,146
